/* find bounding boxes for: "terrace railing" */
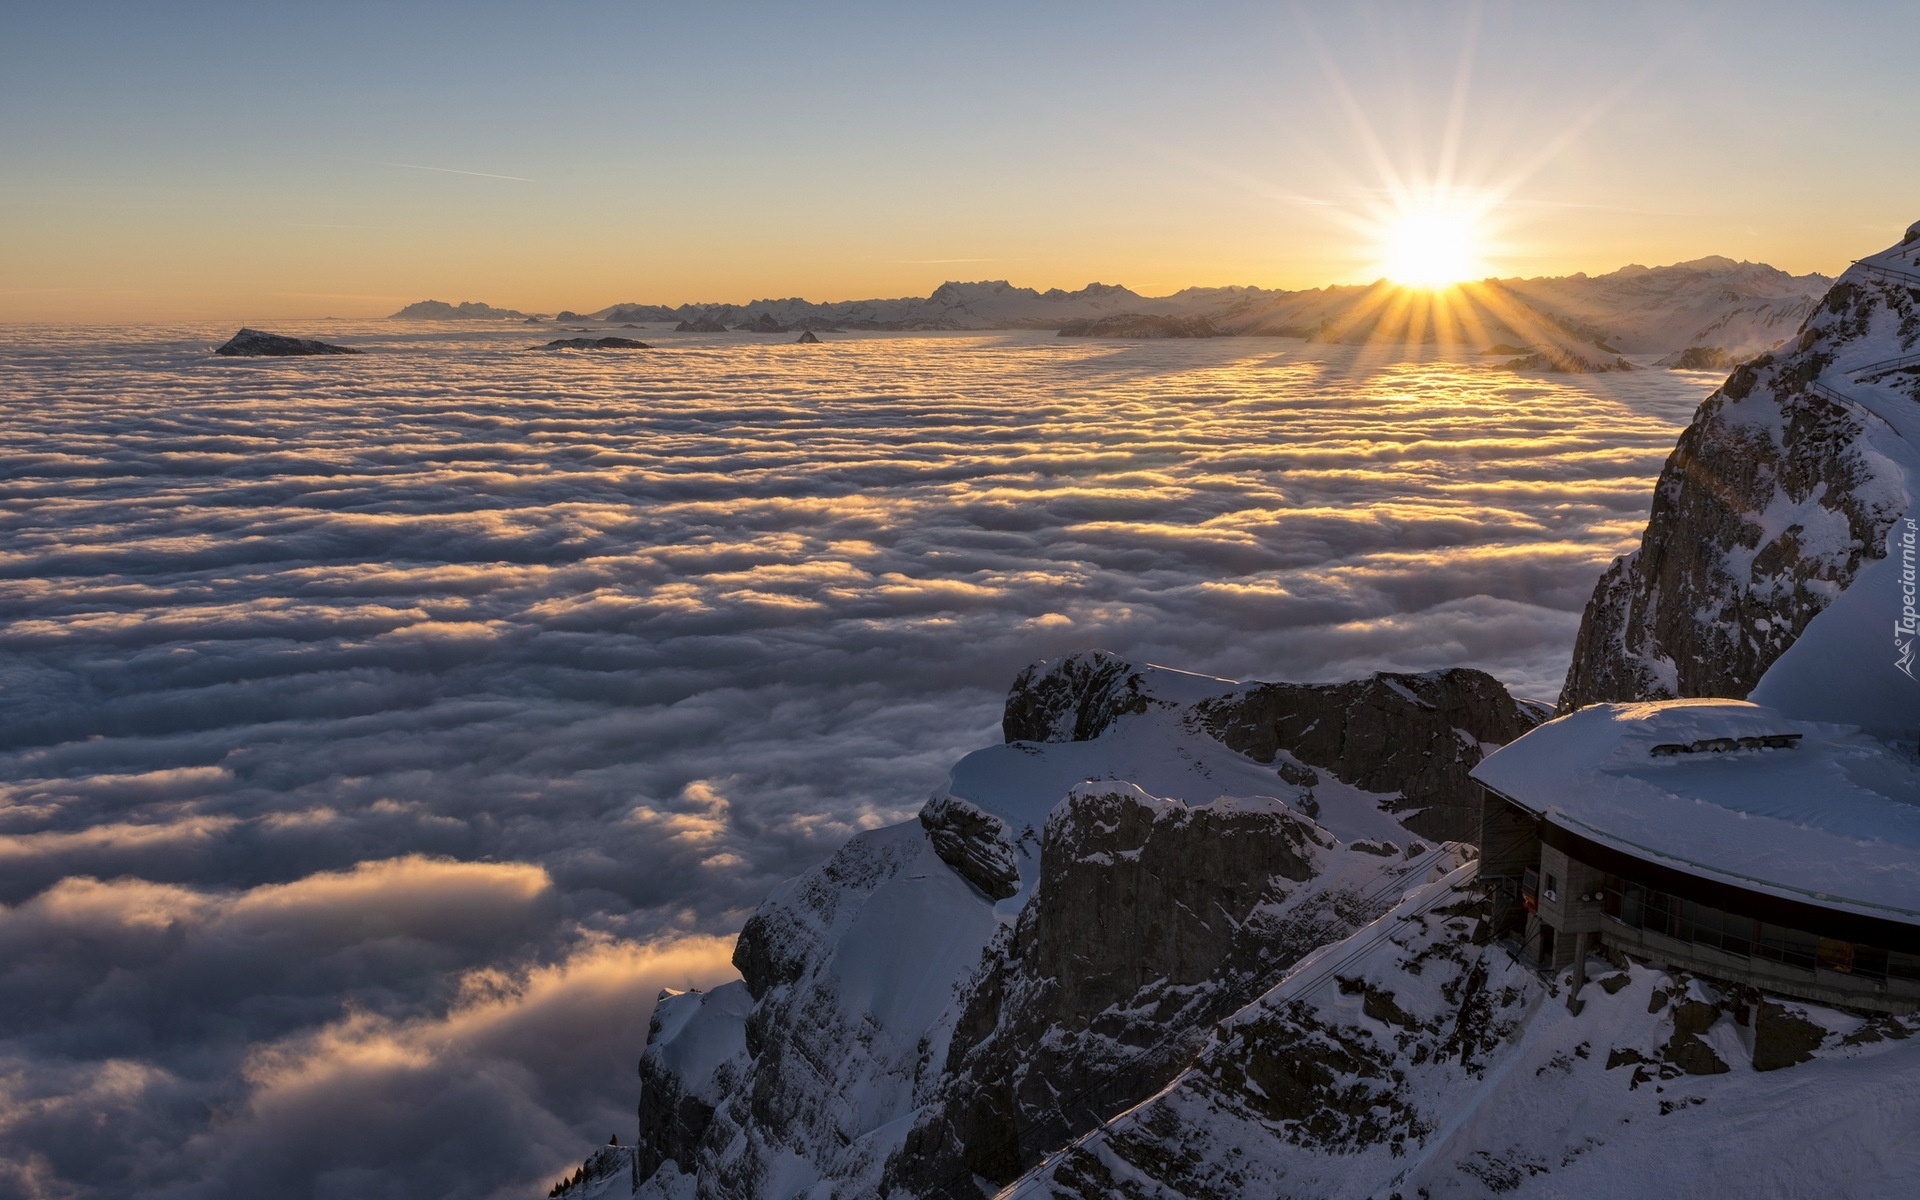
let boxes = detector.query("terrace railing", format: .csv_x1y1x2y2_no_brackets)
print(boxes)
1852,257,1920,289
1852,349,1920,379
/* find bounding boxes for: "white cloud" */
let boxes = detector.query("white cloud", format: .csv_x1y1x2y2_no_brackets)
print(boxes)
0,325,1707,1196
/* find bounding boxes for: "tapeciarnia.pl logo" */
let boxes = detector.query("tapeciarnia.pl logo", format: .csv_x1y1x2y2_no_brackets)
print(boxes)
1898,517,1919,680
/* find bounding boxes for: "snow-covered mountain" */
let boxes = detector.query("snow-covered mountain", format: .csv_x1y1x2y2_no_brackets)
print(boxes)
597,656,1540,1200
552,228,1918,1200
1560,227,1920,711
409,258,1828,359
586,650,1919,1200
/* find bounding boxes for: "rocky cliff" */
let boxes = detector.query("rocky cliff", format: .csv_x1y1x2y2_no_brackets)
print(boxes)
621,652,1540,1199
1004,869,1920,1200
600,642,1920,1200
1559,228,1919,710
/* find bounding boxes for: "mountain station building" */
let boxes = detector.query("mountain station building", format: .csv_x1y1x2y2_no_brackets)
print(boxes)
1473,700,1920,1015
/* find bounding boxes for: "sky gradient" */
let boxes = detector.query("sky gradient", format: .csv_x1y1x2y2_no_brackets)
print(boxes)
5,0,1918,320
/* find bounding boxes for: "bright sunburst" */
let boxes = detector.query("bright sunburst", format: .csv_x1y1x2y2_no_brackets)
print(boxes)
1380,204,1485,288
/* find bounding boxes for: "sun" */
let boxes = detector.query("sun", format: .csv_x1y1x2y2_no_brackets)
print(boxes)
1380,205,1485,288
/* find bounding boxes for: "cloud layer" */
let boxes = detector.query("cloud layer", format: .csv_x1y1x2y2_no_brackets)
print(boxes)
0,323,1710,1197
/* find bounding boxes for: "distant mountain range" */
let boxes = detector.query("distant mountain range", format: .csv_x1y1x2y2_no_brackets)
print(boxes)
391,257,1831,363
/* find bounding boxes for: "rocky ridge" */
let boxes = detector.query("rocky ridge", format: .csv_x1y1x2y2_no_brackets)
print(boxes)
1006,871,1920,1200
622,652,1542,1199
398,257,1827,355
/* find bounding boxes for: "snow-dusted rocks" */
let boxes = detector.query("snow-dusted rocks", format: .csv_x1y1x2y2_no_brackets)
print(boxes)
884,785,1409,1199
1559,227,1918,711
635,984,749,1191
918,794,1019,900
604,642,1920,1199
1001,650,1164,742
1004,878,1920,1200
213,328,360,356
1190,667,1547,841
622,652,1542,1199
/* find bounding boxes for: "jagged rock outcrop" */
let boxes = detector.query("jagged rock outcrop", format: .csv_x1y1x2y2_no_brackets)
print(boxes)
1658,345,1739,371
650,820,995,1200
1002,883,1920,1200
1559,237,1917,711
918,794,1018,900
1191,668,1545,841
621,652,1543,1200
608,642,1920,1200
213,328,360,356
795,330,821,344
1001,650,1162,742
885,785,1418,1199
634,984,748,1185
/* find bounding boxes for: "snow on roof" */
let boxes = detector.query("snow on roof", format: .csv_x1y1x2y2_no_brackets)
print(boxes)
1472,700,1920,923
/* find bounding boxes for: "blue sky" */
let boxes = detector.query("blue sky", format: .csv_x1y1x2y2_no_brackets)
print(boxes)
4,0,1917,317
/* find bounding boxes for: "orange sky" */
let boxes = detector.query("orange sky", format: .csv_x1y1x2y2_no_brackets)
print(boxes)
5,2,1917,322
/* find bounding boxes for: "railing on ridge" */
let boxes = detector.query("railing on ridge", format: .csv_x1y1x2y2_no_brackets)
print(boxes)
1852,257,1920,289
1851,349,1920,379
1805,378,1854,407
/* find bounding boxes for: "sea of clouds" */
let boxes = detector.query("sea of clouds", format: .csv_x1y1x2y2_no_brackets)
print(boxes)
0,323,1714,1198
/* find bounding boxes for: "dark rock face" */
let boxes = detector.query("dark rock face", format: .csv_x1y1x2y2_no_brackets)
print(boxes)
886,786,1331,1198
1559,266,1913,711
213,328,360,357
1663,345,1737,371
919,794,1018,900
636,1014,714,1183
1001,650,1161,742
538,336,651,350
388,299,528,320
1192,668,1544,841
675,316,729,333
628,657,1545,1199
795,330,821,344
1752,1000,1827,1071
1505,347,1633,373
1056,313,1221,338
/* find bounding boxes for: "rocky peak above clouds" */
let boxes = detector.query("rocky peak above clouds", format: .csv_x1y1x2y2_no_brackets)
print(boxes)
1560,228,1917,710
214,328,360,356
397,256,1829,356
616,651,1543,1200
